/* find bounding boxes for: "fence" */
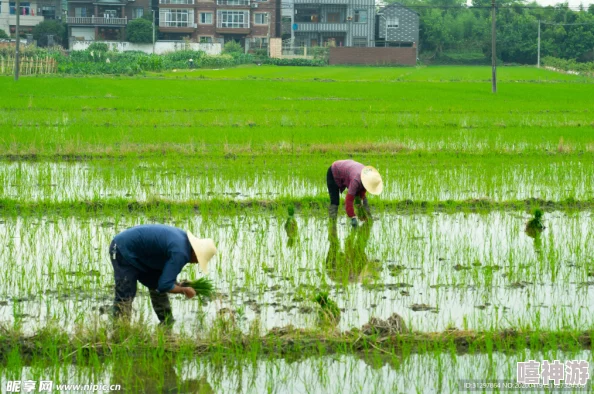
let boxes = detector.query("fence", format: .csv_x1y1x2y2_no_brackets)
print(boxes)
0,56,58,75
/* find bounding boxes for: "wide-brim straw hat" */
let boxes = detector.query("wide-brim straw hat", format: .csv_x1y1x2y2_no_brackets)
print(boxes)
361,166,383,195
186,231,217,274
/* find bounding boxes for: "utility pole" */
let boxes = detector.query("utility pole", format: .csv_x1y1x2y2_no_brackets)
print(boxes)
14,0,20,81
537,19,541,68
152,9,156,54
491,0,496,93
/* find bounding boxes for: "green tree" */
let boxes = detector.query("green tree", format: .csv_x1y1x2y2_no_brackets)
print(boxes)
0,29,8,39
127,18,155,44
32,20,66,47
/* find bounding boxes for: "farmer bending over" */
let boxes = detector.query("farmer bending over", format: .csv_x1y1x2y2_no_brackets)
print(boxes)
327,160,383,228
109,224,216,326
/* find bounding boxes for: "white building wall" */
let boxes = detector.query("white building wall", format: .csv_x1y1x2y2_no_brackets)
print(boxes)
71,40,222,55
71,27,96,41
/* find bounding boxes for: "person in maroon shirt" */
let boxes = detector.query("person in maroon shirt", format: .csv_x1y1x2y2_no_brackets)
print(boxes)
327,160,383,228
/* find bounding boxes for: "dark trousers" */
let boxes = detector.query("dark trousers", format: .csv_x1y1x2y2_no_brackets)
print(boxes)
109,240,173,323
327,166,340,206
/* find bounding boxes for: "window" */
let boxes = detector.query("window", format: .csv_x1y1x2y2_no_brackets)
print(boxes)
199,36,213,43
10,2,30,15
251,37,267,47
217,10,249,28
354,10,367,23
217,0,249,5
387,17,399,28
74,7,87,17
133,8,144,19
254,13,267,25
160,9,194,27
326,12,340,23
160,0,194,4
199,12,212,24
104,10,117,18
353,37,367,47
41,6,56,19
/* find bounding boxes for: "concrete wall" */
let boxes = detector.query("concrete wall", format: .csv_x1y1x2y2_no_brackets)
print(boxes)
269,37,281,58
329,46,415,65
71,40,222,55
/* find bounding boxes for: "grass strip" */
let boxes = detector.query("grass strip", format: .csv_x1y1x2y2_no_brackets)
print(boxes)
0,197,592,217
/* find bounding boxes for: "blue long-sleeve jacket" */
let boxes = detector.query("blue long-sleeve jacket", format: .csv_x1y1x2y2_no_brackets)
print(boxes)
113,224,192,293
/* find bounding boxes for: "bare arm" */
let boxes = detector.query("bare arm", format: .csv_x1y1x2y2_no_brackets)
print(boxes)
168,284,196,299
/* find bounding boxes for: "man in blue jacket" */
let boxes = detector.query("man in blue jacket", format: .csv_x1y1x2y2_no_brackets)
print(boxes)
109,224,217,326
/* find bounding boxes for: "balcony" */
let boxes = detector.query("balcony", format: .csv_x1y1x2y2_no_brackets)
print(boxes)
293,22,347,32
8,15,44,27
217,0,249,5
294,0,350,4
67,16,128,25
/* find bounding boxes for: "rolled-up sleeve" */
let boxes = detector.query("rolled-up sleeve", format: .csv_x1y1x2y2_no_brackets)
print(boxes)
157,253,187,293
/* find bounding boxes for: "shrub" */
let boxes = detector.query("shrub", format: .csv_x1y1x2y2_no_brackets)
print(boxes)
223,41,243,55
0,29,8,40
88,42,109,53
127,18,155,44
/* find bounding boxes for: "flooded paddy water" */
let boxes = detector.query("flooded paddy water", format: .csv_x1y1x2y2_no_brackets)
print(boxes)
2,350,592,393
2,160,594,202
1,211,593,334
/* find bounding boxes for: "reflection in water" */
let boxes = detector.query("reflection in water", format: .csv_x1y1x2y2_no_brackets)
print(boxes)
326,218,379,285
112,357,213,394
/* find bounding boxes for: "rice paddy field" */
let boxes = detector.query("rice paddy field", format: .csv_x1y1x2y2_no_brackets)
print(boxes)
1,65,594,393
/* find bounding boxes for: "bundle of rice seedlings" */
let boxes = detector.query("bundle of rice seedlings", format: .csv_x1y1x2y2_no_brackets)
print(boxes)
525,208,545,237
182,277,215,303
284,205,298,236
314,291,341,326
354,196,370,221
284,205,298,246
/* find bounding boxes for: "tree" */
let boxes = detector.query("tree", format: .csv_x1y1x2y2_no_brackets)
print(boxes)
127,18,155,44
32,21,65,47
0,29,8,40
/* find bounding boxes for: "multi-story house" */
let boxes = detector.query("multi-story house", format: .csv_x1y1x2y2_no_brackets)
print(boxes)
66,0,152,41
0,0,63,38
158,0,280,47
290,0,375,48
376,3,418,51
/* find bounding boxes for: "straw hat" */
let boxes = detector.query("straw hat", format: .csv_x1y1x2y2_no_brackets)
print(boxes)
186,231,217,274
361,166,383,195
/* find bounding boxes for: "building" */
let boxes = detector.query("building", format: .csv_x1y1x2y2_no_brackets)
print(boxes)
66,0,152,41
0,0,63,37
290,0,375,48
376,3,418,50
157,0,280,47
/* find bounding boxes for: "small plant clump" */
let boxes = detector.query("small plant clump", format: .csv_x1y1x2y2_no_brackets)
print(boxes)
314,292,341,326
